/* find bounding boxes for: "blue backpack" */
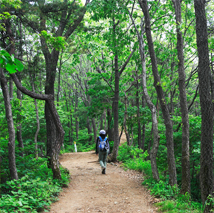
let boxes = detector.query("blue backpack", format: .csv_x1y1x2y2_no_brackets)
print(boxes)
98,136,107,151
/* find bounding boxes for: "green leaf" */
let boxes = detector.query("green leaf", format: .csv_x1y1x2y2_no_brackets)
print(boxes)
14,58,24,71
5,63,16,73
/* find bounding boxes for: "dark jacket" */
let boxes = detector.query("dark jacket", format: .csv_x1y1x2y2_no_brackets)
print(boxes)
96,136,110,154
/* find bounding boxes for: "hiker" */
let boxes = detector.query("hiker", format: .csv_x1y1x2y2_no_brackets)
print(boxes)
96,130,110,174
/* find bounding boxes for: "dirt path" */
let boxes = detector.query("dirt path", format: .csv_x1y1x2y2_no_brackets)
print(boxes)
47,151,158,213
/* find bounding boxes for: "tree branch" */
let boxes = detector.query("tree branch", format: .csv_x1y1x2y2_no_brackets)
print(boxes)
119,48,135,76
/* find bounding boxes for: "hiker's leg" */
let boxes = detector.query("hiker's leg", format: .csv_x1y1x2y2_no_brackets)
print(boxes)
103,150,108,168
99,151,105,168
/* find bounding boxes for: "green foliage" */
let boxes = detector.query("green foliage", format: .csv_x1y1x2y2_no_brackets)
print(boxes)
62,129,94,153
0,155,70,213
142,179,179,200
118,143,152,176
0,49,24,74
155,198,203,213
40,31,67,51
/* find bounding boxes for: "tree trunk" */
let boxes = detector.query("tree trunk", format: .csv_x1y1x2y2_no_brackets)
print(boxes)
75,91,79,139
57,53,63,106
172,0,190,194
111,54,120,162
16,79,24,157
104,109,107,130
87,117,92,142
11,73,65,180
107,108,114,141
194,0,214,210
9,77,13,99
139,0,177,186
92,118,97,144
32,81,40,159
136,76,142,149
0,68,18,180
138,21,159,181
124,94,131,146
100,111,105,130
141,95,146,150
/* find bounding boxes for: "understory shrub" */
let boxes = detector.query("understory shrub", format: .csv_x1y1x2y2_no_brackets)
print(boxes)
0,156,70,213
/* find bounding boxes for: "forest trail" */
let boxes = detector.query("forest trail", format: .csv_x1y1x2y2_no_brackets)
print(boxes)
46,150,158,213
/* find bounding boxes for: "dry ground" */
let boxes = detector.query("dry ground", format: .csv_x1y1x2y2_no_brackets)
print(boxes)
46,149,159,213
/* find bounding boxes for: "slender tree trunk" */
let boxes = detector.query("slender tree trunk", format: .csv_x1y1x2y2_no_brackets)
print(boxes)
138,22,159,181
124,94,131,145
16,21,24,157
119,126,124,143
57,53,63,106
107,108,114,141
104,109,107,130
16,79,24,157
210,53,214,112
111,54,120,162
0,68,18,180
75,91,79,139
86,117,92,142
92,118,97,143
9,78,13,99
136,76,142,149
100,111,104,130
32,82,40,159
194,0,214,210
141,95,146,150
139,0,177,186
172,0,190,194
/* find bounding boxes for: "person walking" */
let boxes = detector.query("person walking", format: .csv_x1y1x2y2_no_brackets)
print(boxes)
96,130,110,174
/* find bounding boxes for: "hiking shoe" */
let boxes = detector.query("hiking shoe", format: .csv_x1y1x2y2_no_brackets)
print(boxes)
102,168,106,174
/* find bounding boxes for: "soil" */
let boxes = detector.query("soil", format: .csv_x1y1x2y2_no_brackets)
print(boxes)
46,134,159,213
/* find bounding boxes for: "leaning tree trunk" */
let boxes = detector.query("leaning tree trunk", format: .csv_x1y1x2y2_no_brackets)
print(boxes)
172,0,190,195
11,73,65,180
135,18,159,181
194,0,214,211
0,68,18,180
139,0,177,186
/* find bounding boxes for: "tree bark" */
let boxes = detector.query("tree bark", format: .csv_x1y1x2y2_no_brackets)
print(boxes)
107,108,114,141
141,95,146,151
32,81,40,159
124,94,131,146
11,73,65,179
172,0,190,195
75,91,79,139
111,53,120,162
136,75,142,149
138,23,159,181
92,118,97,144
16,77,24,157
138,0,177,186
0,68,18,180
194,0,213,210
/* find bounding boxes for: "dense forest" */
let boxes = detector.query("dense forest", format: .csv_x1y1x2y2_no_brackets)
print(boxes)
0,0,214,212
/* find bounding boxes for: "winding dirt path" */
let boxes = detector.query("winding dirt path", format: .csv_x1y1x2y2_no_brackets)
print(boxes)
47,150,158,213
